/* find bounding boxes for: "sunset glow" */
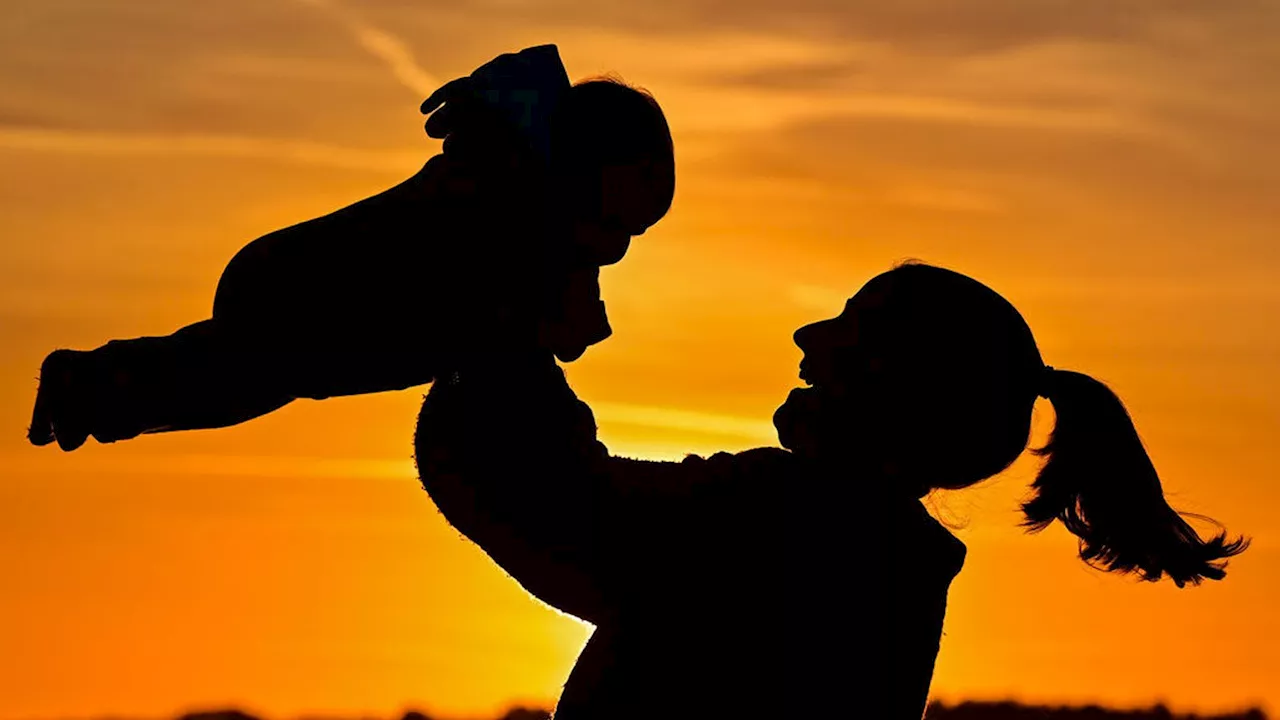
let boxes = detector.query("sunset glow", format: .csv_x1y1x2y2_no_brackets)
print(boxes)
2,1,1278,717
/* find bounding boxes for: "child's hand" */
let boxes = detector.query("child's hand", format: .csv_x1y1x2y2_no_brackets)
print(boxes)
538,266,611,363
29,350,101,451
29,348,152,450
29,350,85,450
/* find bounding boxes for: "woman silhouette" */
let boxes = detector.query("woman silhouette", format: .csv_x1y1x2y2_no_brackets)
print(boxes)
414,262,1246,719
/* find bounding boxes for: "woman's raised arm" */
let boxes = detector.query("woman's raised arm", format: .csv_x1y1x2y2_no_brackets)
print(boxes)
413,351,788,624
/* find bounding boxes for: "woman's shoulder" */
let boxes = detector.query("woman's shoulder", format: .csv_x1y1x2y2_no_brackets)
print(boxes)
678,446,797,483
901,500,967,582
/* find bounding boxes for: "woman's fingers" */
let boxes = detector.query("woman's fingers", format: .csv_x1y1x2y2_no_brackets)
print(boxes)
423,77,474,139
422,77,511,142
424,102,459,139
420,77,473,115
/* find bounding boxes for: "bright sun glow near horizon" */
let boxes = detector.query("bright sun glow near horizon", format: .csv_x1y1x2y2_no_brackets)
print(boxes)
2,1,1279,718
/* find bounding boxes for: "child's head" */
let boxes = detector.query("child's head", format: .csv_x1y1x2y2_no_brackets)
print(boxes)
773,261,1247,586
550,78,676,267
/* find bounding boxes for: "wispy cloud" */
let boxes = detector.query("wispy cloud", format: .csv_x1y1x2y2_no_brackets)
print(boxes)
884,182,1008,214
592,400,778,443
1,402,777,479
473,0,1276,56
295,0,441,98
0,126,421,173
3,451,417,480
547,27,1209,159
788,284,854,314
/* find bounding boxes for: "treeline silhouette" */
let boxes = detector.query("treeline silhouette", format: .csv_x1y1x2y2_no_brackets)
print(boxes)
169,702,1268,720
926,702,1267,720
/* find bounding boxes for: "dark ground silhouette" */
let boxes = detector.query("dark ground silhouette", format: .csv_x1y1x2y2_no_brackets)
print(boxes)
925,703,1267,720
164,703,1270,720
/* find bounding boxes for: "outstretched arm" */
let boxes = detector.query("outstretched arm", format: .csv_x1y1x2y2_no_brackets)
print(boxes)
413,350,791,623
29,319,296,451
415,351,611,620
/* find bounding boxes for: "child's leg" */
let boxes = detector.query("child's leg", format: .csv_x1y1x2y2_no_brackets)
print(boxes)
208,149,542,400
208,159,452,401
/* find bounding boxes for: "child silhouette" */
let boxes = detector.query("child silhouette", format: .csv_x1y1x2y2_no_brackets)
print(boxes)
28,45,675,451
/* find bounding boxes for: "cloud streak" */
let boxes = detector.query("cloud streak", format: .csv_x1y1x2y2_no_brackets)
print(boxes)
295,0,441,98
457,0,1278,55
592,400,778,443
0,125,421,173
2,451,417,480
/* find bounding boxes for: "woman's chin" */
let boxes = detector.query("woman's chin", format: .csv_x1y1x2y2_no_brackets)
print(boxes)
773,386,819,451
784,385,822,411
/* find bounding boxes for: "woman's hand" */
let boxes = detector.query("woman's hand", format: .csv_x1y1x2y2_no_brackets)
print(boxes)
421,45,569,162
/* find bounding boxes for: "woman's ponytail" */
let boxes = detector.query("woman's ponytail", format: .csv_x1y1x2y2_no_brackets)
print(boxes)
1023,369,1248,587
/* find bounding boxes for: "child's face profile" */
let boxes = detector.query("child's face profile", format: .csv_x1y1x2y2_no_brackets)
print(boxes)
568,161,666,267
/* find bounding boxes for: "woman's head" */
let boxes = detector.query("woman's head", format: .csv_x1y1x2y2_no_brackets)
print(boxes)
773,262,1247,585
774,263,1042,489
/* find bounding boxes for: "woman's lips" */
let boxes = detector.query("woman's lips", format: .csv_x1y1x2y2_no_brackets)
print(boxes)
798,359,826,387
786,385,819,402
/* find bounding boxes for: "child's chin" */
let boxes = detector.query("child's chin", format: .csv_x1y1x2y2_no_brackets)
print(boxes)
554,344,587,362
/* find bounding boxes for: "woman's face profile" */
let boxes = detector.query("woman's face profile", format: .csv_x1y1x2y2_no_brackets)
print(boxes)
773,278,894,456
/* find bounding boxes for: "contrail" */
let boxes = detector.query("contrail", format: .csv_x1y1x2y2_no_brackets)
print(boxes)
295,0,440,98
0,126,421,173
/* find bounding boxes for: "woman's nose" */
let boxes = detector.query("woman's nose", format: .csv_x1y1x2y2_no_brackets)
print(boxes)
793,322,819,351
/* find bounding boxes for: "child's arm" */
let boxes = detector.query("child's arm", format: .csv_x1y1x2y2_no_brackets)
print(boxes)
28,320,294,451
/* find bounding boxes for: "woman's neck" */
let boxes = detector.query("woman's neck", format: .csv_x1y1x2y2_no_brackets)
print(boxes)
801,451,930,502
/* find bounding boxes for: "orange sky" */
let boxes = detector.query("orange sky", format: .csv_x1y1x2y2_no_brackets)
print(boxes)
2,0,1279,717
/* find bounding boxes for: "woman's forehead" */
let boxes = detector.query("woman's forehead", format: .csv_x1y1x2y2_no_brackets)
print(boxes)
843,277,895,315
